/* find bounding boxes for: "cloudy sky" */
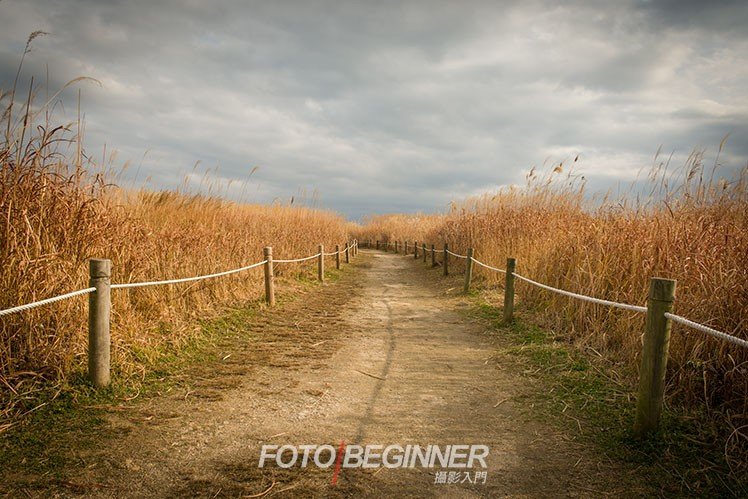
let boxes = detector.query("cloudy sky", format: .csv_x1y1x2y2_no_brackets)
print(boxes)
1,0,747,219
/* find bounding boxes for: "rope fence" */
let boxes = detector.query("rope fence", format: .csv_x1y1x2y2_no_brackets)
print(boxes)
366,238,747,437
274,254,321,263
470,256,506,274
111,261,268,289
665,312,748,349
0,287,96,317
512,272,647,313
446,249,468,259
0,239,359,387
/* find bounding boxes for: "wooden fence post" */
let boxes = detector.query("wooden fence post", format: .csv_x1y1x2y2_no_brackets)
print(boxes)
263,247,275,306
431,244,436,267
405,241,409,254
335,244,341,270
318,244,324,282
422,243,427,263
395,241,399,253
634,277,677,438
464,248,474,293
443,243,449,276
345,243,350,263
503,258,516,322
376,240,380,250
414,241,419,259
88,258,111,388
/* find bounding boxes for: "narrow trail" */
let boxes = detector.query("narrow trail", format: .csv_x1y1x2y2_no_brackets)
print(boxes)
35,251,654,497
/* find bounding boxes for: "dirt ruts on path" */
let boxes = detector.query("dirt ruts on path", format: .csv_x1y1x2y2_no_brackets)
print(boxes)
15,251,657,498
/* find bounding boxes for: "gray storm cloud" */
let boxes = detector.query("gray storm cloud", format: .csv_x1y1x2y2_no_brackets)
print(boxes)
1,0,747,219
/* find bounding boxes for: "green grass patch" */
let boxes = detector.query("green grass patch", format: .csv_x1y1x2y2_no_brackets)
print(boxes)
0,303,260,488
467,297,747,497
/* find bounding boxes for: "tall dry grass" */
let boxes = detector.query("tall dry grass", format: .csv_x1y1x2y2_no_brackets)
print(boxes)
0,48,349,422
356,157,748,419
355,213,444,247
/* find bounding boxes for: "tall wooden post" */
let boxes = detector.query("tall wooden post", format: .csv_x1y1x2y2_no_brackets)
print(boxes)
345,243,350,263
634,278,677,438
443,243,449,276
263,247,275,306
431,244,436,267
335,244,341,270
464,248,474,293
395,241,399,253
414,241,419,259
376,240,380,250
422,243,427,263
503,258,516,322
88,258,111,388
405,241,409,254
318,244,324,282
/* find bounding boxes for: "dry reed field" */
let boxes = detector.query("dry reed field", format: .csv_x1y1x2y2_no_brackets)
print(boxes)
355,159,748,447
0,66,350,425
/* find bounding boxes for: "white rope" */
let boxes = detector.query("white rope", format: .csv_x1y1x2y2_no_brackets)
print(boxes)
513,272,647,313
274,253,321,263
470,257,506,274
0,287,96,317
665,313,748,349
446,249,468,259
1,245,345,315
111,260,267,289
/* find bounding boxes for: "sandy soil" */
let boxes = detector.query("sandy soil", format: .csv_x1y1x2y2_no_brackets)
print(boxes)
27,250,657,498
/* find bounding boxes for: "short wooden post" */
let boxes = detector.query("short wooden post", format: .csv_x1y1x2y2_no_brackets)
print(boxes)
464,248,474,293
318,244,324,282
376,240,380,250
335,244,341,269
503,258,516,322
414,241,419,259
263,247,275,306
395,241,399,253
431,244,436,267
405,241,409,254
88,258,111,388
634,278,677,438
422,243,427,263
354,240,358,257
345,243,350,263
443,243,449,276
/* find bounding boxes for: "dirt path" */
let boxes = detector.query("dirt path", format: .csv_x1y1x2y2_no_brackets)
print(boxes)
38,251,654,497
